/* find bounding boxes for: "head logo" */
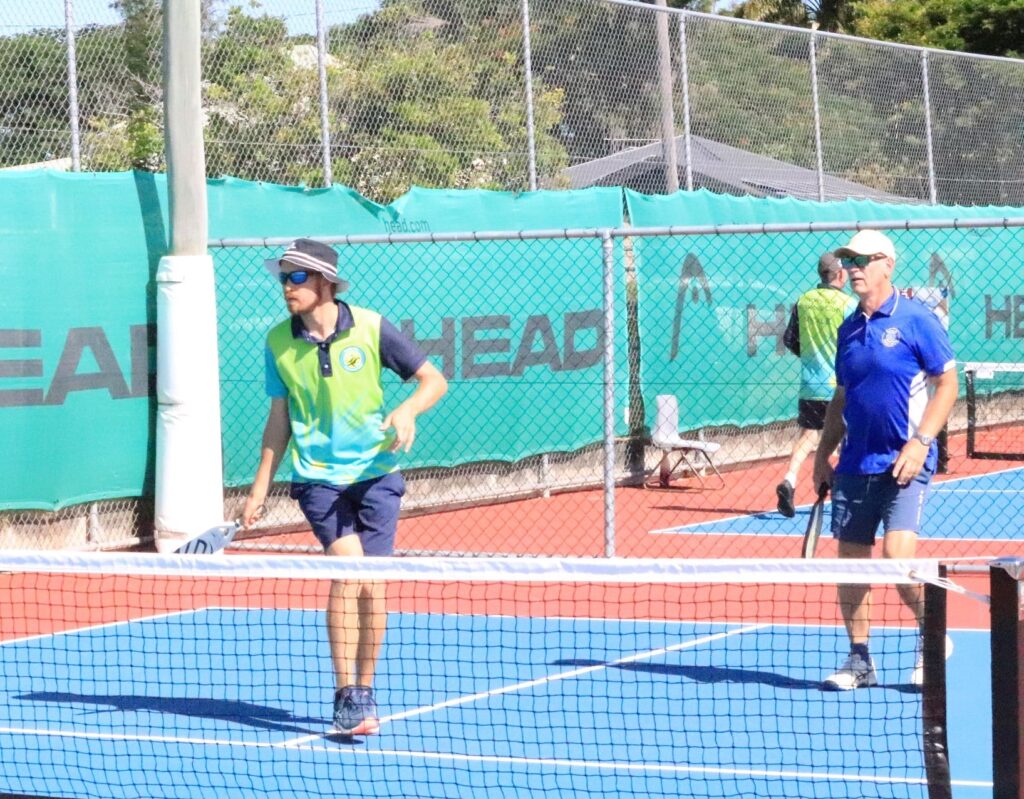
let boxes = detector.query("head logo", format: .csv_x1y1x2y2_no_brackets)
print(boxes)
670,254,713,361
340,346,366,372
881,327,901,347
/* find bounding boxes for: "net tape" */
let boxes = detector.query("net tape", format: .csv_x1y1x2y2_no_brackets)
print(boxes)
0,551,940,584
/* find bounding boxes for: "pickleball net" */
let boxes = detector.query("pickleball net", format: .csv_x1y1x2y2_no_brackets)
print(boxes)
965,362,1024,461
0,552,1001,799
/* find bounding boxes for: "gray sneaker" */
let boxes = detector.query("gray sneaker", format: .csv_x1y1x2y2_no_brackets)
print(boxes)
823,653,878,690
333,685,380,735
910,634,954,687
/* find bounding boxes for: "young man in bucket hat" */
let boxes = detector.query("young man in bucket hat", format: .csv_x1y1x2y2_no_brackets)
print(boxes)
242,238,447,734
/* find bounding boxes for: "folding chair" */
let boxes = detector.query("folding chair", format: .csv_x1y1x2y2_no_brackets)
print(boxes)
644,394,724,489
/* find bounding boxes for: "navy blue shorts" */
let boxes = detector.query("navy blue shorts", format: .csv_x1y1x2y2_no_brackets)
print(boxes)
289,472,405,555
830,467,933,546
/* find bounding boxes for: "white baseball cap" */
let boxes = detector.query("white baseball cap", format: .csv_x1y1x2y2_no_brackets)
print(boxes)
834,230,896,261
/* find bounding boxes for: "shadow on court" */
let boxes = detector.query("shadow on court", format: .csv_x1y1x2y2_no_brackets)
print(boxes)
650,504,781,515
553,659,920,693
17,691,325,734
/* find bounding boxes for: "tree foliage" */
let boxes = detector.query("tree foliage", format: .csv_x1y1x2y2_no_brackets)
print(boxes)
325,0,567,196
1,0,1022,204
730,0,856,30
0,30,70,165
851,0,1024,57
730,0,1024,54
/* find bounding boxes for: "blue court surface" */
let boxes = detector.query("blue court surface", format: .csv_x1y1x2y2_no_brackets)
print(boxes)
0,606,993,799
651,466,1024,540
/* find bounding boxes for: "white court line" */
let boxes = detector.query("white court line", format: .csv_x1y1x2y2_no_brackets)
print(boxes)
649,527,795,536
0,724,993,789
0,607,208,647
281,622,769,748
651,465,1024,536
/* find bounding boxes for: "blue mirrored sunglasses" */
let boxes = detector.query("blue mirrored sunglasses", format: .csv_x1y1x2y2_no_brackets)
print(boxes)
278,270,312,286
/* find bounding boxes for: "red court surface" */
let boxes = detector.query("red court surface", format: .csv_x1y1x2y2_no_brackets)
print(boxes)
0,574,969,641
216,432,1021,632
248,432,1021,562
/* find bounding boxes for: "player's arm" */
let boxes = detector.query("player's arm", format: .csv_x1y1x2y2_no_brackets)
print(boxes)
242,397,290,526
382,361,448,453
892,368,958,485
812,386,846,491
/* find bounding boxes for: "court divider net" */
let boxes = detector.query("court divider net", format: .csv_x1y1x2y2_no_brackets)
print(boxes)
964,362,1024,461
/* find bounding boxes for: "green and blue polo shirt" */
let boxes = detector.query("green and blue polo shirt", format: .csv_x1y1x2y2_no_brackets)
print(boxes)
783,284,858,401
264,301,427,487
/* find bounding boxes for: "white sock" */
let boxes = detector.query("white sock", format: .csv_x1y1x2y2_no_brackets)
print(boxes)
784,471,797,488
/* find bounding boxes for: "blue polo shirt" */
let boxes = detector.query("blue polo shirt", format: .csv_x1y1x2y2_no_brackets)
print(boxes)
835,289,955,475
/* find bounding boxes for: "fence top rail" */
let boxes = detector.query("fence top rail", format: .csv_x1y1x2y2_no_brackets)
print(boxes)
209,216,1024,248
600,0,1024,67
15,0,1024,68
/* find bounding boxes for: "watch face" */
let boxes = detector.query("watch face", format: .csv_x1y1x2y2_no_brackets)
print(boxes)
916,434,934,445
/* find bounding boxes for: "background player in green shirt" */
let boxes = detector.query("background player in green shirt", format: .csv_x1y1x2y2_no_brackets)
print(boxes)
776,252,855,517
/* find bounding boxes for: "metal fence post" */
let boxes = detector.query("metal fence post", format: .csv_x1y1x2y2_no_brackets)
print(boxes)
809,26,825,202
677,13,693,191
315,0,333,186
921,49,938,205
64,0,81,171
655,0,679,193
601,230,616,558
520,0,543,490
521,0,538,191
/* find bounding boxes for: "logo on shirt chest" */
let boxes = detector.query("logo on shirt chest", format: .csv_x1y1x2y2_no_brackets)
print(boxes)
339,346,366,372
880,327,902,347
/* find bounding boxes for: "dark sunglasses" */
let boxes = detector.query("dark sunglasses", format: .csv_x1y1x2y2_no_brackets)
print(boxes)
278,270,313,286
840,254,883,269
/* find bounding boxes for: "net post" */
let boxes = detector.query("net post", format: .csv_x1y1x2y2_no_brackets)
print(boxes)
923,572,952,799
991,559,1024,799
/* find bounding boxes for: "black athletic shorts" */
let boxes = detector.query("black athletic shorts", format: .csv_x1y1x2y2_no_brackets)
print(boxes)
797,398,828,430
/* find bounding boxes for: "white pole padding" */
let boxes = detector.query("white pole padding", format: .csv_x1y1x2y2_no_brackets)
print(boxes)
154,254,225,552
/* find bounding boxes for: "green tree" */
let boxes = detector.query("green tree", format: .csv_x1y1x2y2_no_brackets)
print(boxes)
103,0,164,170
324,0,567,198
730,0,856,31
0,31,70,166
202,9,324,184
851,0,1024,57
846,0,1024,203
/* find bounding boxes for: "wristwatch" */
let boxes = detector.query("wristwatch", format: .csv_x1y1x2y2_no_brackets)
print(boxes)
913,432,935,446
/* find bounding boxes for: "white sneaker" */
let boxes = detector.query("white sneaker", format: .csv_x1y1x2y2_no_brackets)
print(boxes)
823,653,878,690
910,634,954,687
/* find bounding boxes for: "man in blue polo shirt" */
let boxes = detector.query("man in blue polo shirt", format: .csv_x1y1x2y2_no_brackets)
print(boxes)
812,230,958,690
241,238,447,734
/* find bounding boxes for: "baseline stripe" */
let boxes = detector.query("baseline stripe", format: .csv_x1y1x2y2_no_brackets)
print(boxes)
0,725,992,788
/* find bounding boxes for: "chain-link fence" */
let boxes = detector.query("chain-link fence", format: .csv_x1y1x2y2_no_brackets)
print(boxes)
202,219,1023,560
12,217,1021,558
4,0,1024,205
